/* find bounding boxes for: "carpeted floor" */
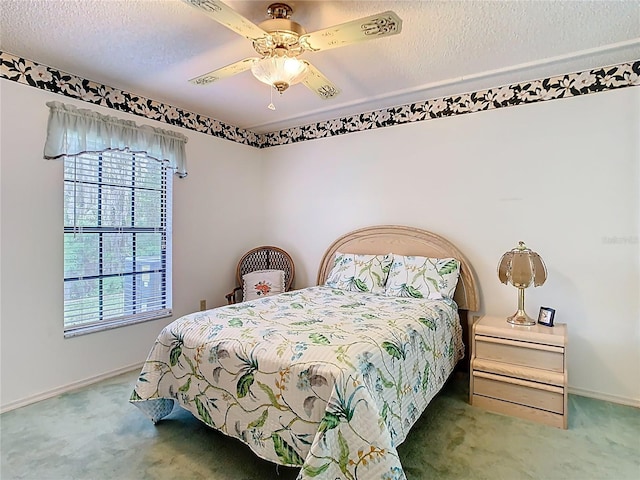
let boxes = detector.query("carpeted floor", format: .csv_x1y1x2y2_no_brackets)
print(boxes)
1,370,638,480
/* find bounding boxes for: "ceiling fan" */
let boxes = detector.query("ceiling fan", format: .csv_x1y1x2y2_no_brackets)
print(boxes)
182,0,403,100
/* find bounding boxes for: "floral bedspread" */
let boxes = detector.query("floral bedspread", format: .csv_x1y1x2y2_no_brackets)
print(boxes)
130,286,463,480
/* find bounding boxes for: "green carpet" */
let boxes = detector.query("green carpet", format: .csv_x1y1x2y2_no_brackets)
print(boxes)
1,370,638,479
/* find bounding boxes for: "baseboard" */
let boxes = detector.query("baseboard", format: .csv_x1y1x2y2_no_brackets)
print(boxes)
0,362,144,414
568,386,640,408
3,365,637,413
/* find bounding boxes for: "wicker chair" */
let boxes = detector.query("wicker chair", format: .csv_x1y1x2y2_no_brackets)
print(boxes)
225,246,295,304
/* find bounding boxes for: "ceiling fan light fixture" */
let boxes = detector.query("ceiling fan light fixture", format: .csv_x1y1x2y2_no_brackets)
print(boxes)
184,0,402,101
251,54,308,93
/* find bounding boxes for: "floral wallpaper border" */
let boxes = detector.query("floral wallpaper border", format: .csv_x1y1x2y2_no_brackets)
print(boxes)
0,51,262,148
1,50,638,149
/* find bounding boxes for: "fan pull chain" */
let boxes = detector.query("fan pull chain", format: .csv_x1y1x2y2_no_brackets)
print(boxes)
268,84,276,110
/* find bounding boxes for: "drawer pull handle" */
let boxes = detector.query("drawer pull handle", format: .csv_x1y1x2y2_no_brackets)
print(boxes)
476,335,564,353
474,370,564,394
472,358,565,385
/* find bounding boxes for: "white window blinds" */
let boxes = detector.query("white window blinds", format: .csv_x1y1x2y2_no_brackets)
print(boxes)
63,150,173,336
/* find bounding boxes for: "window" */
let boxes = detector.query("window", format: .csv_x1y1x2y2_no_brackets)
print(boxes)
63,150,172,337
44,101,187,337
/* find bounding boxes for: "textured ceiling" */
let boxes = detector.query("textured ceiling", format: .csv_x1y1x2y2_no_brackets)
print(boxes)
1,0,639,134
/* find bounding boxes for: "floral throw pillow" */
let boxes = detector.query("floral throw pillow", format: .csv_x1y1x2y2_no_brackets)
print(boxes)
384,255,460,299
242,269,286,302
325,252,393,294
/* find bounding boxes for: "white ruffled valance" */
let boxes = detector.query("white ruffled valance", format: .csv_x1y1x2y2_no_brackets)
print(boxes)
44,101,188,177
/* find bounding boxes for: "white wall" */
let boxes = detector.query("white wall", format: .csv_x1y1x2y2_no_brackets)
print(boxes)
1,78,638,410
0,80,263,410
262,87,640,405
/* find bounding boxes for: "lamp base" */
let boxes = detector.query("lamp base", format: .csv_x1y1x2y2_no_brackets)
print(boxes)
507,312,536,326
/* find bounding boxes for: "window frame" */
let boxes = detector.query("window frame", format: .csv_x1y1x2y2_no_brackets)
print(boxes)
63,150,173,338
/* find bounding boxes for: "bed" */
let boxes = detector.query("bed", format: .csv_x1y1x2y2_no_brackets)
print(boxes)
131,225,479,480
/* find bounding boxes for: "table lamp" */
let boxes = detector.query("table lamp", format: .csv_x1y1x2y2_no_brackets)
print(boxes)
497,241,547,325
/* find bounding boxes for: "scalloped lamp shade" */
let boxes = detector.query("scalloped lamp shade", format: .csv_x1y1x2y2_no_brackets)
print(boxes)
498,241,547,325
251,54,308,93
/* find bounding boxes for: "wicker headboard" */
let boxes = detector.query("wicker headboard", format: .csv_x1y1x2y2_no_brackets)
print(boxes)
317,225,479,312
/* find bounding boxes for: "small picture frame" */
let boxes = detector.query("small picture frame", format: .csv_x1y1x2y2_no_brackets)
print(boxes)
538,307,556,327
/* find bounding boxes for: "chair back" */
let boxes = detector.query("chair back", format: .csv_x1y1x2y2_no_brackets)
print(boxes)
236,246,295,291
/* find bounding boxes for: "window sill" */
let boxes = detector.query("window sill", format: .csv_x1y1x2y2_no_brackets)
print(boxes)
64,309,172,338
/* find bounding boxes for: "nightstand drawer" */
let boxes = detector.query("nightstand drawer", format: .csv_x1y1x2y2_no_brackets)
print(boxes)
473,372,564,414
475,335,564,372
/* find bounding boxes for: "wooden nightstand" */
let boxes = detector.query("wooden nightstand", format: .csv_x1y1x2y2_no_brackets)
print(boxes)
470,315,568,429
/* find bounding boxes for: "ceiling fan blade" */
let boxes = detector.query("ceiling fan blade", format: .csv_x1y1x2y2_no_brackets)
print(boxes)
301,62,341,100
181,0,268,41
300,11,402,52
189,58,258,85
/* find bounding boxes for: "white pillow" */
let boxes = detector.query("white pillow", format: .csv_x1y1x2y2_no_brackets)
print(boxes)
384,255,460,299
242,269,285,302
325,252,393,295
